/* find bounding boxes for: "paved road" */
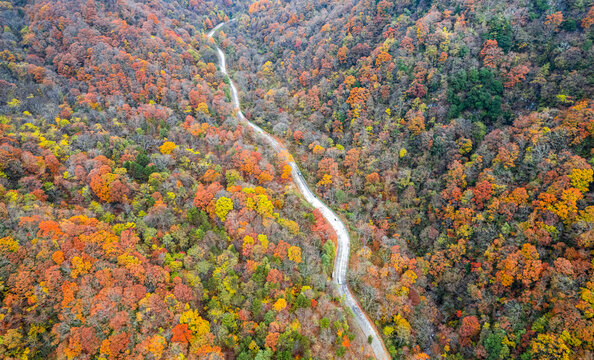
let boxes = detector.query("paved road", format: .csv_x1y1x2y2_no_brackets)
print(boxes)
208,22,391,360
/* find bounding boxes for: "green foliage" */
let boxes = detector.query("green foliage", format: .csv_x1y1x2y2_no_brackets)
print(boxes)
473,121,488,142
484,328,508,360
264,310,276,325
254,349,273,360
561,19,577,31
187,208,212,232
322,240,336,275
124,151,157,181
532,314,550,333
335,189,347,203
447,68,503,122
487,16,514,52
295,293,310,308
533,0,549,12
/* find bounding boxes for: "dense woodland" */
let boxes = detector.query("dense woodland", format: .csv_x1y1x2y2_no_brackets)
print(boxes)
218,0,594,359
0,1,375,359
0,0,593,359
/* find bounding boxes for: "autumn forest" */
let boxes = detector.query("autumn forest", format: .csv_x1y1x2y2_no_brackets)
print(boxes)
0,0,593,359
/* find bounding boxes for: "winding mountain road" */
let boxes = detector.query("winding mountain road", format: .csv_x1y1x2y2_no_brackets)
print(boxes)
208,22,390,360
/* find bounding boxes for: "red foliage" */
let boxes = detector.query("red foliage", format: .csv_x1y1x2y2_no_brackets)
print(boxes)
473,180,493,209
171,324,192,344
193,182,223,209
459,316,480,345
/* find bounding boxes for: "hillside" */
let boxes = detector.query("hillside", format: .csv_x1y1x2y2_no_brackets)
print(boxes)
1,0,593,359
220,0,594,358
0,1,372,359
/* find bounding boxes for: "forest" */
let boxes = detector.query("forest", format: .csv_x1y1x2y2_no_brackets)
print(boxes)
0,0,593,359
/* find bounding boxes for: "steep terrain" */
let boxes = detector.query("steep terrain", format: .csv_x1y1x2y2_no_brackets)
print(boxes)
1,0,593,359
209,20,390,359
220,0,594,358
0,1,373,359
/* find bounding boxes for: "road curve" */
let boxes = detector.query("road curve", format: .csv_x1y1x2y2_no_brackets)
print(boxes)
208,22,390,360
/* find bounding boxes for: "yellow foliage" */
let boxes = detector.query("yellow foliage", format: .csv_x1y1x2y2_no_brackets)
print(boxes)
279,218,300,235
260,61,273,77
288,246,302,264
196,102,210,115
569,168,593,193
402,269,418,286
580,206,594,224
70,256,92,279
117,252,140,267
578,286,594,318
243,236,254,249
160,141,177,155
180,308,211,337
273,298,287,311
549,188,583,224
255,194,273,218
242,186,255,194
147,334,166,358
27,325,45,338
312,144,325,154
249,340,259,351
112,222,135,235
215,197,233,221
0,236,19,253
317,174,332,187
7,98,21,107
258,234,269,249
100,338,111,357
245,196,255,210
393,313,412,340
458,138,473,155
556,94,573,104
530,333,570,360
399,148,407,158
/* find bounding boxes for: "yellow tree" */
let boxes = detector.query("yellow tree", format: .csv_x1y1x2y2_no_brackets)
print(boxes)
569,168,593,193
256,194,274,218
273,298,287,311
215,197,233,221
159,141,176,154
288,246,302,264
530,333,570,360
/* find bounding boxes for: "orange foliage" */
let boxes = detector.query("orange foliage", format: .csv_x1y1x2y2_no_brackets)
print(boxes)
337,46,348,64
171,324,192,344
375,51,392,67
193,182,223,209
346,87,370,109
582,6,594,28
89,165,129,203
504,65,530,88
480,39,503,68
265,332,280,350
545,11,563,30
